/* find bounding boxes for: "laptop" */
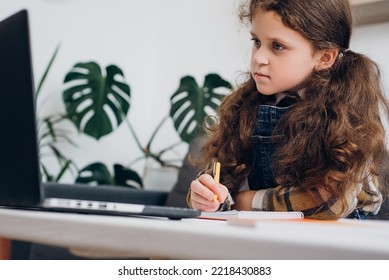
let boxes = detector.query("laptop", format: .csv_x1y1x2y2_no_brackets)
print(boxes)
0,9,200,220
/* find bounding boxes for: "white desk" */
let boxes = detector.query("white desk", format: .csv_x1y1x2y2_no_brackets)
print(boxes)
0,207,389,259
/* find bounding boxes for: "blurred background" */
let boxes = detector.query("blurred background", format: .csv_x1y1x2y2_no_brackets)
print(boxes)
1,0,388,191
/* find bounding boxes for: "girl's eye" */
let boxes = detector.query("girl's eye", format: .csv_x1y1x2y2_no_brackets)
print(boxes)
273,42,284,51
251,38,261,47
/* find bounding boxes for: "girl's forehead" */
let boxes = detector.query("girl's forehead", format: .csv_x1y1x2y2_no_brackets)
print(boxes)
251,10,294,37
251,9,285,30
250,9,313,49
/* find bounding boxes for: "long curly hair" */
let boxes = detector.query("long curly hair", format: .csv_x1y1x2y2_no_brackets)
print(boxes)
198,0,389,208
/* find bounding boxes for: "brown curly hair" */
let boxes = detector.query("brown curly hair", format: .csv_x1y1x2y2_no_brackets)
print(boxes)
197,0,389,209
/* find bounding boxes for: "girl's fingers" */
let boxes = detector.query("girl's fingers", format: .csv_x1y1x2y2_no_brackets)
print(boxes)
190,190,219,211
191,175,219,202
197,174,220,194
189,174,229,211
191,199,219,212
197,174,229,203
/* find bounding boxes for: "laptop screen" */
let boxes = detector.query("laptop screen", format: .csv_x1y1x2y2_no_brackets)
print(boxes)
0,10,43,207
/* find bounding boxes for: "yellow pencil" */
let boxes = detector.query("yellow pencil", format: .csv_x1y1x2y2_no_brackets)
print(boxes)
212,161,221,202
213,161,221,183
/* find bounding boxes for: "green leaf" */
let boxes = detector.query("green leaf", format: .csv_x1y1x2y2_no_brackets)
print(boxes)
36,43,60,99
169,73,232,143
75,162,114,185
75,162,143,189
113,164,143,189
63,62,131,140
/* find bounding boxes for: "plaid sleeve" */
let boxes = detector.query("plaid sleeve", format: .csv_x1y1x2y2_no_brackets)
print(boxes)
355,176,382,215
251,177,382,220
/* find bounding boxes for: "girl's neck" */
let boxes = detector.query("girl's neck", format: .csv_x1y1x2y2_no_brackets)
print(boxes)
268,90,304,106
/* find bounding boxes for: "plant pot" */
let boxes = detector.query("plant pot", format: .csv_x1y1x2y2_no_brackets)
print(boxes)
142,162,179,192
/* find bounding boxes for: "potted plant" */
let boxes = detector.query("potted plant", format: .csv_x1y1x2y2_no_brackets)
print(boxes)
35,44,78,182
39,54,233,189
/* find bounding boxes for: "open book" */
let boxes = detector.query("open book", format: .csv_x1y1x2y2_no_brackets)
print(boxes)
199,210,304,221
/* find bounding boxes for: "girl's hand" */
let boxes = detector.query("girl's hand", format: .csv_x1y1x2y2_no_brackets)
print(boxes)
189,174,229,212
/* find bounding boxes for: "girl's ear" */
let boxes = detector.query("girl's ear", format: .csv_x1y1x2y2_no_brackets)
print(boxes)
314,48,339,71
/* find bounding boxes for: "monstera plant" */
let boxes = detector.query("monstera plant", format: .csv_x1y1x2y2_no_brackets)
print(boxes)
63,62,131,140
75,162,143,188
36,44,78,182
62,60,233,187
170,74,232,143
62,61,142,187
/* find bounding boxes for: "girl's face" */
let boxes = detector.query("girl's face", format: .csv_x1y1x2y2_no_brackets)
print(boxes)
250,9,321,95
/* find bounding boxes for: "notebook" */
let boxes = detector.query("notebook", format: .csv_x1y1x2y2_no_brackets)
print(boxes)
200,210,304,221
0,9,200,220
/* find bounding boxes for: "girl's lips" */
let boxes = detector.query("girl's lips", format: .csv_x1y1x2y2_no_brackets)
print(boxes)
254,72,270,80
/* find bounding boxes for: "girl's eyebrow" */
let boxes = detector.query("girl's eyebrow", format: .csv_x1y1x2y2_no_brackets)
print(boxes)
250,31,291,45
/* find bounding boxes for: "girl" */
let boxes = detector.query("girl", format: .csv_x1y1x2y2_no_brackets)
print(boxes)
188,0,389,220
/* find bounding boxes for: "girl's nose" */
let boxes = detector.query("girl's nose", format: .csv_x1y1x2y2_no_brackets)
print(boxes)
252,48,270,65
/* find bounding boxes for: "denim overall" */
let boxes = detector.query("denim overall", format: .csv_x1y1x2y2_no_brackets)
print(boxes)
248,104,289,190
247,104,366,219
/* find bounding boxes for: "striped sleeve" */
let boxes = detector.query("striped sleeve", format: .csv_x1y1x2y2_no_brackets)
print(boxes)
251,177,382,220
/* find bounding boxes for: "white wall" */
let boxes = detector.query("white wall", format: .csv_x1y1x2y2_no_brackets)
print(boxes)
351,21,389,92
351,21,389,147
1,0,389,186
1,0,251,186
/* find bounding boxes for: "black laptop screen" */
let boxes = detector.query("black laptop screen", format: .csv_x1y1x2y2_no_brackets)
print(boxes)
0,10,43,207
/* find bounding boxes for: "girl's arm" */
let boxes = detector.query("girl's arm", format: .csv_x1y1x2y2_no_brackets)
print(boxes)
233,180,382,220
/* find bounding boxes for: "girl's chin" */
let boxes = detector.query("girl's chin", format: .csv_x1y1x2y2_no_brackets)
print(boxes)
255,87,278,96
